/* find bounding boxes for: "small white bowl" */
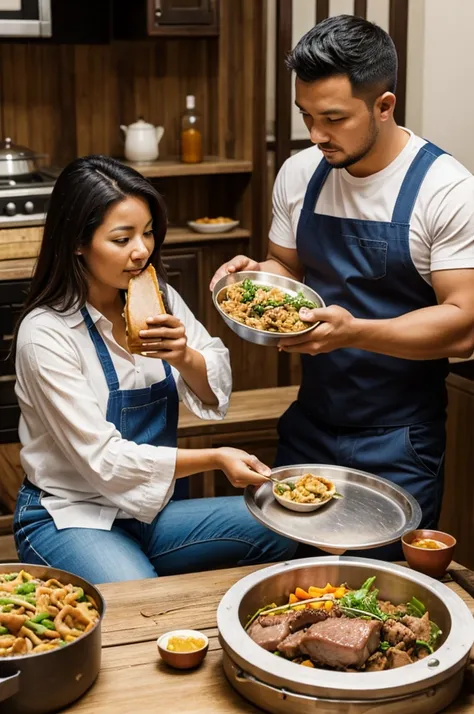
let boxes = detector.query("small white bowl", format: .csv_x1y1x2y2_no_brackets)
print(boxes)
157,629,209,669
273,475,336,512
188,220,240,234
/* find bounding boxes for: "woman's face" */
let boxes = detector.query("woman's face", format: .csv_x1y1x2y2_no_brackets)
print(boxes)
81,196,155,293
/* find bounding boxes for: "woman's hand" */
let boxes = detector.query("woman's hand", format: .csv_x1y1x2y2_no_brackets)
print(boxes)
216,447,271,488
139,314,189,367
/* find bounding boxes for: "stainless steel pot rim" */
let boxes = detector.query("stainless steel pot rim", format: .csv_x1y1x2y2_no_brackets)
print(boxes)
217,556,474,696
212,271,325,339
245,464,423,551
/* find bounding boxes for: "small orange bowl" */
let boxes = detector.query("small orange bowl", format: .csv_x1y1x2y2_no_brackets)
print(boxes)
157,629,209,670
402,529,456,578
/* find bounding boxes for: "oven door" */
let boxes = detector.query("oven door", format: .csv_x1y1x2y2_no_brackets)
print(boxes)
0,0,51,37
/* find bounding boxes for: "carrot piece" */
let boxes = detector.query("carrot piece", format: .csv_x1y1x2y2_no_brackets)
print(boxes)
323,583,336,593
308,586,325,597
324,600,334,611
301,659,315,667
295,587,311,600
289,593,298,604
334,587,346,599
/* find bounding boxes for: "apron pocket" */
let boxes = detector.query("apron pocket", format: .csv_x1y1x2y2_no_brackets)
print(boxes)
405,421,446,478
120,397,168,445
343,235,387,280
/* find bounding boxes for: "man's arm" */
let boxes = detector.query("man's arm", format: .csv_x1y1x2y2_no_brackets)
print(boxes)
352,268,474,359
280,268,474,360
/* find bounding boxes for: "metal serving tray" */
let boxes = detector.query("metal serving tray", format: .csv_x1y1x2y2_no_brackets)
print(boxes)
244,464,422,553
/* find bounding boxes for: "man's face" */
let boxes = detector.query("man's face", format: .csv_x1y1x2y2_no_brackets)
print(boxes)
295,75,380,169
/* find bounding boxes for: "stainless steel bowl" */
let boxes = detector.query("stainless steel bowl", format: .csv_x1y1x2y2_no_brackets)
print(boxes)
218,557,474,714
212,271,325,346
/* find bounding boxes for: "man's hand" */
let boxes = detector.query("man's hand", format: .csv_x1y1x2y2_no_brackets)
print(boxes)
279,305,358,355
209,255,260,291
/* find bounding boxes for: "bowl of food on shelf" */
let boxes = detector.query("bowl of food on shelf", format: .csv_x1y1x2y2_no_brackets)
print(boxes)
272,472,343,512
402,529,456,578
212,271,325,346
157,629,209,670
188,216,240,233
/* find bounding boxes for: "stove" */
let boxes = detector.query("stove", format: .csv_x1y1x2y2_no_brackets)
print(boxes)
0,167,59,227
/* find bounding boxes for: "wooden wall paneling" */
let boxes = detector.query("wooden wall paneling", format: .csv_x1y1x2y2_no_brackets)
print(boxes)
354,0,367,18
0,443,22,514
0,44,77,165
275,0,292,175
389,0,408,126
74,44,120,158
316,0,329,23
249,0,268,261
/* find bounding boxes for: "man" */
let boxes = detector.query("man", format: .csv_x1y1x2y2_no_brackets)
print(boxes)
210,15,474,556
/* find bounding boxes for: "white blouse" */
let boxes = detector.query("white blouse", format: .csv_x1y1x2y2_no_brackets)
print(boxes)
15,286,231,530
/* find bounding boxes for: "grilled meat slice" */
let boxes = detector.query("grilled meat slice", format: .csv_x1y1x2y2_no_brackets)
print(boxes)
300,617,382,669
278,630,307,659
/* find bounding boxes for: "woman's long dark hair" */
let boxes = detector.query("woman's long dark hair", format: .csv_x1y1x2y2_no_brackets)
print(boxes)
12,155,169,356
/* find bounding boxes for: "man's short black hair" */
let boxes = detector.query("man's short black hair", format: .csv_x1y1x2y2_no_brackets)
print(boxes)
286,14,398,101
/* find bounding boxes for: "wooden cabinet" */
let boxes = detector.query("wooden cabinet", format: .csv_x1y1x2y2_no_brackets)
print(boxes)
113,0,219,38
440,365,474,570
162,248,201,318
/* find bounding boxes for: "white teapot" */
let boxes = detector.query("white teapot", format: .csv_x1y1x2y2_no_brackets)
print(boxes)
120,118,165,162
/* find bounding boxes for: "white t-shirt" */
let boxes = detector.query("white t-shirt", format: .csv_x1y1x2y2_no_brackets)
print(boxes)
269,130,474,284
15,285,231,531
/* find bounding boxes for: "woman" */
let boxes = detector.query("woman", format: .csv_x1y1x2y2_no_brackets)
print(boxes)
12,155,297,583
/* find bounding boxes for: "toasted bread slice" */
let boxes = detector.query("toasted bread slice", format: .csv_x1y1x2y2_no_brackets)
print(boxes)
125,265,166,353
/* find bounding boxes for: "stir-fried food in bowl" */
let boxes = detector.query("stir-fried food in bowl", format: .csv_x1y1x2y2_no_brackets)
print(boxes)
218,279,317,334
274,474,335,504
0,569,100,657
246,576,442,672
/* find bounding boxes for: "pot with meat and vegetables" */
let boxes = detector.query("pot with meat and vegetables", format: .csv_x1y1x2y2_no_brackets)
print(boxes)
0,563,104,714
217,557,474,714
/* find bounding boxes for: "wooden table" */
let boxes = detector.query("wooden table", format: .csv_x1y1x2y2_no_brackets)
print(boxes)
63,562,474,714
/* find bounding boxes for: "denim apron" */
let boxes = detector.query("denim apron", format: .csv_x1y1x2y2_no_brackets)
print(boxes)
276,141,448,530
80,306,187,500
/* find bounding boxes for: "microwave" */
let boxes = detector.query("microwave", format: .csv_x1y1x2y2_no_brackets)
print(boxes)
0,0,51,37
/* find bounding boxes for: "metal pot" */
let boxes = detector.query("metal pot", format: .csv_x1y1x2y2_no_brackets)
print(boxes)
212,271,326,347
217,556,474,714
0,562,105,714
0,138,44,178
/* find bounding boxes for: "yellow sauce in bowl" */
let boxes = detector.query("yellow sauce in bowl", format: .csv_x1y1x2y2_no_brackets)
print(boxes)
411,538,447,550
166,636,206,652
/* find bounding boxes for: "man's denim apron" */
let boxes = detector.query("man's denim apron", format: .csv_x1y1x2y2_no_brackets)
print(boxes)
276,142,448,534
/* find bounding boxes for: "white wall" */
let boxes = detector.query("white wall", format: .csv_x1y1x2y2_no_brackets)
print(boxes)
407,0,474,172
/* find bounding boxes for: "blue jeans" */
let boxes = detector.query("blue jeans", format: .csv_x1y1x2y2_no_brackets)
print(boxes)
14,481,298,584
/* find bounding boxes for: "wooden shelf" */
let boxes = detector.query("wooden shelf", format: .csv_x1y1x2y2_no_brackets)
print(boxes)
0,228,250,281
165,227,250,245
123,156,252,178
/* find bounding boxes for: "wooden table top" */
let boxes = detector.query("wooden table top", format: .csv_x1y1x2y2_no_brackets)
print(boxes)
63,561,474,714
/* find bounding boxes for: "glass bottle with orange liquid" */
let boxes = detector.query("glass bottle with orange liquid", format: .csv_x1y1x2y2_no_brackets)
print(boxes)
180,95,203,164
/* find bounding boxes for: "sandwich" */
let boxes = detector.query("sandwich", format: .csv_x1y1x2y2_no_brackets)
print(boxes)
124,264,166,353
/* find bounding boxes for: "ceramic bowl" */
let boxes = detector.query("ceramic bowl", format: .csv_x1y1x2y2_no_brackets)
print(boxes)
157,629,209,669
402,529,456,578
212,271,325,346
188,219,239,234
272,474,337,513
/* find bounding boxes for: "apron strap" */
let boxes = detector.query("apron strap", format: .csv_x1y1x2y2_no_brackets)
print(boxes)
391,141,447,224
80,306,120,392
302,157,333,212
